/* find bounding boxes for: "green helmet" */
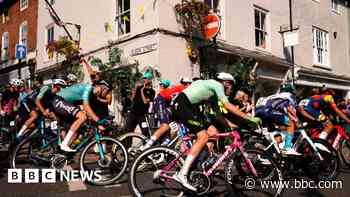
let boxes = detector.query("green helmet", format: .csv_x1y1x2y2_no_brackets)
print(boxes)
280,83,295,94
159,79,171,88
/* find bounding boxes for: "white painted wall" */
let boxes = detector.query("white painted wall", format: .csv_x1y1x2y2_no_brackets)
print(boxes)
36,0,116,71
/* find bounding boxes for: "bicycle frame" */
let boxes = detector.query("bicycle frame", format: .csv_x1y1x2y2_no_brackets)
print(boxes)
159,130,258,180
332,125,350,149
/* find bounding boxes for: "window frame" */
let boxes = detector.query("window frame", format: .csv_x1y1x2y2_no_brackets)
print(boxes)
19,21,28,47
116,0,131,37
331,0,340,14
20,0,29,12
46,24,55,60
312,27,330,67
1,32,9,61
254,6,269,50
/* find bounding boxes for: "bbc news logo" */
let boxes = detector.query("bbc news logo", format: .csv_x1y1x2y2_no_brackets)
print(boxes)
8,169,102,183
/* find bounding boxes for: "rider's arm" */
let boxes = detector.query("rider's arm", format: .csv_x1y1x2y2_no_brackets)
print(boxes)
223,102,250,120
298,106,316,121
82,85,99,122
325,95,350,122
35,86,49,115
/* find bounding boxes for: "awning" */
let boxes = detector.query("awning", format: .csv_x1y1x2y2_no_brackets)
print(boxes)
216,41,292,68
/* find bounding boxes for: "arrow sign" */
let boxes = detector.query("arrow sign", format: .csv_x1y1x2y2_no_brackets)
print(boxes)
16,44,27,60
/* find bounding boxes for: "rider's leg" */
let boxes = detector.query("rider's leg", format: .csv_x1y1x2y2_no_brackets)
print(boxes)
17,111,38,138
60,111,87,151
319,121,333,140
284,115,296,149
206,126,219,154
173,130,208,191
142,123,170,150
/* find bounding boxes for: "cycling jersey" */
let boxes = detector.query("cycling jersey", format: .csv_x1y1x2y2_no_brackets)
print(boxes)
182,80,228,105
36,85,57,109
302,94,336,121
159,85,186,103
255,92,296,126
57,83,92,105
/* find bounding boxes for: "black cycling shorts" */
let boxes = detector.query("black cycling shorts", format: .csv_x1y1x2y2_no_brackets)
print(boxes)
50,96,81,119
171,93,210,134
17,99,35,124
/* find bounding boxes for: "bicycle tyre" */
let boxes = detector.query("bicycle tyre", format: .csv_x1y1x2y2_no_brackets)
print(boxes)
128,146,185,197
80,137,128,185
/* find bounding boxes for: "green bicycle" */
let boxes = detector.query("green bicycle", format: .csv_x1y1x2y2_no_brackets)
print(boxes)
10,117,128,185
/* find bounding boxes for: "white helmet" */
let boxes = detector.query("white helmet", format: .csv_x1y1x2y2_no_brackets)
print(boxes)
10,79,24,87
53,79,67,86
216,72,235,82
180,77,193,84
67,73,78,82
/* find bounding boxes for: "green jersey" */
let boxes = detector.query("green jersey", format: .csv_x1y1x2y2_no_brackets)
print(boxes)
183,79,228,105
57,83,92,105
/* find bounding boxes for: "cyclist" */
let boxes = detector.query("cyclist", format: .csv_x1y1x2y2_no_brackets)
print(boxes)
1,79,23,123
255,84,299,155
54,81,112,152
299,87,350,140
141,78,192,150
170,72,260,191
16,78,45,138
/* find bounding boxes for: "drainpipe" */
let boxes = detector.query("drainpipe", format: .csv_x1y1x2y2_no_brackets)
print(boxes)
289,0,295,85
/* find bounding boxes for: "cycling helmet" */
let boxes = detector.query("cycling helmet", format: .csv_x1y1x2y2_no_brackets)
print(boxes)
67,73,78,82
180,77,192,84
321,87,335,96
10,79,24,87
216,72,235,82
96,80,112,91
53,79,67,86
159,79,171,88
280,83,295,94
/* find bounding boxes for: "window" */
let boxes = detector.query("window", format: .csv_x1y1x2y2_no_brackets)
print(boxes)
1,9,10,24
19,21,28,47
331,0,340,13
254,7,268,49
46,25,55,59
116,0,130,36
47,26,54,44
204,0,219,10
313,27,329,66
1,32,9,61
20,0,28,11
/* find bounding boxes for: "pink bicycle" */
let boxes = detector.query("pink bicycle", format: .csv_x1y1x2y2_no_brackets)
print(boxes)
128,124,283,197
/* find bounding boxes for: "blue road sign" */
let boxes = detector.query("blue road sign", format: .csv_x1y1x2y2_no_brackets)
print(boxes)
16,44,27,60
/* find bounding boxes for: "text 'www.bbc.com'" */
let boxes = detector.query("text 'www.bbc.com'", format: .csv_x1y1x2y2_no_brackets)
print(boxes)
245,178,343,190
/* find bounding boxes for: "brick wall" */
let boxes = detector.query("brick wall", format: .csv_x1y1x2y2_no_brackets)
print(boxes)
0,0,38,60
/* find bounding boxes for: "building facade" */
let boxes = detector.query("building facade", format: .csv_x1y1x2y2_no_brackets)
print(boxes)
101,0,350,97
0,0,38,85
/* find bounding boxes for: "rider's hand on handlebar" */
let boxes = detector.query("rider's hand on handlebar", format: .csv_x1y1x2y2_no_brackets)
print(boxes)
98,125,106,131
248,117,262,125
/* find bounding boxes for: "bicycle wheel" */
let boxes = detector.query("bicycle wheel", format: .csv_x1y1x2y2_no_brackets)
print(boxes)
302,139,339,181
340,139,350,168
10,133,58,169
118,132,148,167
129,146,185,197
80,137,128,185
225,148,283,197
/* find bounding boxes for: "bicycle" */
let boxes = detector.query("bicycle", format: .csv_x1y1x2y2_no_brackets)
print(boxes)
308,120,350,168
129,123,283,197
10,118,128,185
243,123,339,181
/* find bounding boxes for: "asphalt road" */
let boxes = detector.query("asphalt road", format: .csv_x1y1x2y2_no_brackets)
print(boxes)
1,156,350,197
